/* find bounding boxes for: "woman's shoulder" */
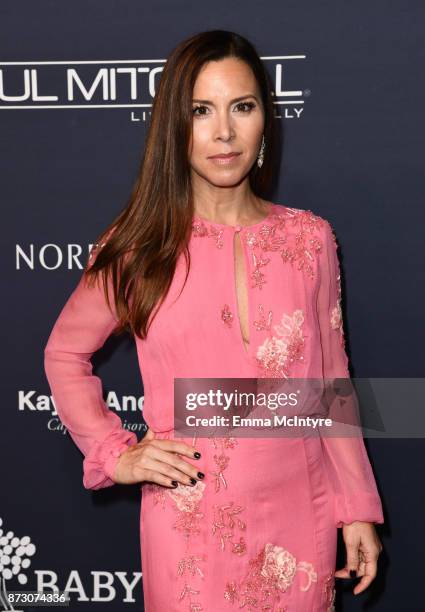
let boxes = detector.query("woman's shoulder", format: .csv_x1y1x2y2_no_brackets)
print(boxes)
272,202,333,234
269,203,339,259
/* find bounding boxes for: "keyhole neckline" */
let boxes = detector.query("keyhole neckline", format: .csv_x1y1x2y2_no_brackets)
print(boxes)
193,202,277,230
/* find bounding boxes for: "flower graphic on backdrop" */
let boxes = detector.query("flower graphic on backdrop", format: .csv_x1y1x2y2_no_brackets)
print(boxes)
0,516,37,611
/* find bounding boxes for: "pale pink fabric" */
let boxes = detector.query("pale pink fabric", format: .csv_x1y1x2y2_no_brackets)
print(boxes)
44,203,384,611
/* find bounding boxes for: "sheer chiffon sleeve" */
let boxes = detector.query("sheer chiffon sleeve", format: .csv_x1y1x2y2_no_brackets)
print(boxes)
316,219,384,528
44,239,138,490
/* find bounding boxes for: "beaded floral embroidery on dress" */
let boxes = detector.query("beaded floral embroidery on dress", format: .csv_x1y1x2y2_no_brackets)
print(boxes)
212,501,247,556
143,478,207,610
242,207,325,286
192,218,224,249
208,437,249,559
167,480,206,515
256,309,305,378
143,482,167,508
209,436,238,492
330,272,346,349
323,571,336,612
253,303,273,332
192,207,327,290
326,221,346,352
224,542,318,610
169,481,207,610
221,304,234,328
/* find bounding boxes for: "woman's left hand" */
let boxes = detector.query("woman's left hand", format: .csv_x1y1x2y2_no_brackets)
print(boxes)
335,521,383,595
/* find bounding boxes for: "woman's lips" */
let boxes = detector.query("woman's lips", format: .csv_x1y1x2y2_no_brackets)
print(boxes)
209,152,241,158
208,152,241,164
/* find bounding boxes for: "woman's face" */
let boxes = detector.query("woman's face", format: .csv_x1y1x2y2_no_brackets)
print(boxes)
189,58,265,188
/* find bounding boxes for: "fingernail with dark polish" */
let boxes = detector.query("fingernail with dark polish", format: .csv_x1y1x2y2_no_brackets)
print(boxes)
190,478,197,485
197,472,205,479
350,569,357,578
171,480,178,487
194,452,201,459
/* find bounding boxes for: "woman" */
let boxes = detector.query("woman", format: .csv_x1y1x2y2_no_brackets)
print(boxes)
44,30,384,611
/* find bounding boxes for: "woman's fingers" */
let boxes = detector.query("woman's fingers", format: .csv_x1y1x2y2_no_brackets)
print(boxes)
355,538,382,594
143,445,203,484
149,436,201,460
115,429,205,487
140,457,202,488
335,523,382,597
117,431,204,487
356,552,366,577
352,553,379,595
334,539,360,578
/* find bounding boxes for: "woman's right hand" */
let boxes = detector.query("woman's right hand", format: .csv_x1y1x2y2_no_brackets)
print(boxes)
112,427,205,488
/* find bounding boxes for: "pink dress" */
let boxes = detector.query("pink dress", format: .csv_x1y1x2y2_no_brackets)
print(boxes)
44,203,384,612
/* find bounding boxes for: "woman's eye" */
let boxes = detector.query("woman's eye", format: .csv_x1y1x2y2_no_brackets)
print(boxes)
192,105,209,116
235,101,256,112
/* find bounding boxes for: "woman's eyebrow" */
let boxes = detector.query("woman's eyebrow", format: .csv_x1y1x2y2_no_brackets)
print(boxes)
192,94,259,105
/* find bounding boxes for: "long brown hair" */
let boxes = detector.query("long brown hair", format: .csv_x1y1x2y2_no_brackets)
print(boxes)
85,30,278,340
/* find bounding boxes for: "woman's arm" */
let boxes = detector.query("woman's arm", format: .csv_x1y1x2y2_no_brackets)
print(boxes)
316,219,384,528
44,239,138,490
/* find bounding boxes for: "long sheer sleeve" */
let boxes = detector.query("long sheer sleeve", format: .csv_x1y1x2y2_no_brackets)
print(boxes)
44,240,138,490
316,219,384,528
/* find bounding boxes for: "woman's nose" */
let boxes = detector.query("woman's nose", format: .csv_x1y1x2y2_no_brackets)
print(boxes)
214,114,235,141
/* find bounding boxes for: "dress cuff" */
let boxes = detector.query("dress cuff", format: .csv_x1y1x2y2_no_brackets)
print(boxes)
82,429,138,490
334,492,385,528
